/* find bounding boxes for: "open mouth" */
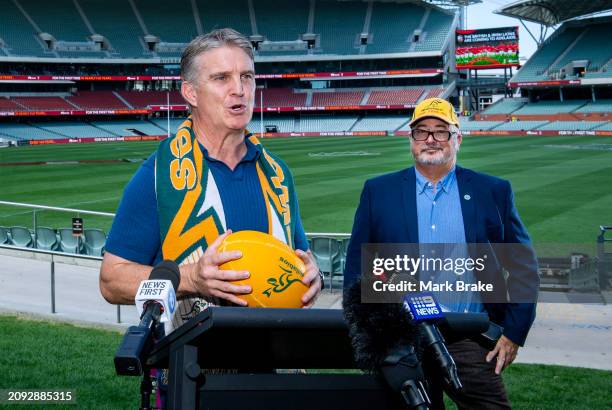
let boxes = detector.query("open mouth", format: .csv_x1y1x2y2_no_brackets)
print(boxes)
229,104,247,113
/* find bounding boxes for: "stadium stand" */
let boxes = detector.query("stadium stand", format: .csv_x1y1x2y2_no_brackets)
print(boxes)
512,27,583,82
78,0,147,58
37,122,117,138
298,115,358,132
67,91,128,110
493,121,550,131
513,100,587,115
413,9,454,52
91,120,166,136
117,90,185,109
537,121,607,131
12,97,75,111
352,116,409,132
248,116,295,133
311,90,364,106
594,122,612,131
0,0,47,57
424,88,444,99
254,0,309,42
199,0,252,36
548,22,611,78
151,118,188,134
255,89,307,107
0,123,64,140
135,0,197,45
575,100,612,113
457,120,502,131
0,98,26,111
482,98,528,115
367,89,424,105
312,0,367,55
366,2,425,54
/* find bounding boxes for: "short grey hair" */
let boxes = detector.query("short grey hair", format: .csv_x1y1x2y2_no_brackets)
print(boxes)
180,28,254,84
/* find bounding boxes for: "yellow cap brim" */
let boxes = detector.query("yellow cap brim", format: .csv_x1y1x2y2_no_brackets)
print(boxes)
409,114,457,128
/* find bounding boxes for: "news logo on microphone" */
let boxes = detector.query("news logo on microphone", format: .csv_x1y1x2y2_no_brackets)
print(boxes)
135,279,177,323
403,293,444,321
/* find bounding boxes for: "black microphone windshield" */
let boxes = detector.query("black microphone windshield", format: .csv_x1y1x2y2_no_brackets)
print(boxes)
148,260,180,291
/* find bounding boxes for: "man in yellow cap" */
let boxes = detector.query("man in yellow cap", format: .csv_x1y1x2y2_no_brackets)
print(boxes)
343,98,539,408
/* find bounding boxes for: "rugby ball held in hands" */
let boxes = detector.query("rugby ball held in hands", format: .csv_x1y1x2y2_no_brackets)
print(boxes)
218,230,308,308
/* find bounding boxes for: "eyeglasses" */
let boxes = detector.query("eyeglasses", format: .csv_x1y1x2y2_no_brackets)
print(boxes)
411,129,454,142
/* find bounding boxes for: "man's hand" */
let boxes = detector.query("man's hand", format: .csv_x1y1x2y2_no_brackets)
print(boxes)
189,230,252,306
296,249,322,308
486,335,519,374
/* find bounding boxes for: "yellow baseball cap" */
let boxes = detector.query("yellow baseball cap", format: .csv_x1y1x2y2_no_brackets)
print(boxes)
410,97,459,127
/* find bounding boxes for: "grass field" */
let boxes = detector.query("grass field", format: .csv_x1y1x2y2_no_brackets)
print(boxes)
1,314,611,409
1,134,612,248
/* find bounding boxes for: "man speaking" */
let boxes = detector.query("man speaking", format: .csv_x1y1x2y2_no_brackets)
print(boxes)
344,98,539,409
99,28,322,332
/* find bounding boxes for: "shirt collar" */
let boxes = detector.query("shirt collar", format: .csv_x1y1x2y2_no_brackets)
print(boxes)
199,135,262,164
415,166,456,194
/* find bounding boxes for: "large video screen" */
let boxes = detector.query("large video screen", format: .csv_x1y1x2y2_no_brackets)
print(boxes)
456,26,519,70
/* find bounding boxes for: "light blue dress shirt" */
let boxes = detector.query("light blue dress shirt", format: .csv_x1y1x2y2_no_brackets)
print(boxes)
415,167,484,313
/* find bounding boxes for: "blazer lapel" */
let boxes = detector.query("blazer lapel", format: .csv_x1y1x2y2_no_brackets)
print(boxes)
457,166,477,243
401,167,419,243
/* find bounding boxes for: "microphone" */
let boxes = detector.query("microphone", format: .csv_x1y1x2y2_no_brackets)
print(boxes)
114,260,180,376
343,280,430,409
403,293,461,391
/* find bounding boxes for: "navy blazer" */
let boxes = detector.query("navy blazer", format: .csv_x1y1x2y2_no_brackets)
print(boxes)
343,165,539,346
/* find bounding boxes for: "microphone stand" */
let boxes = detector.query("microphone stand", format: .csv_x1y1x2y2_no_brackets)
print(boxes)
137,303,162,410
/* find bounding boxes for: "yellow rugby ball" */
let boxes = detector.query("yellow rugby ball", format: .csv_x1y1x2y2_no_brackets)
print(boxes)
218,230,308,308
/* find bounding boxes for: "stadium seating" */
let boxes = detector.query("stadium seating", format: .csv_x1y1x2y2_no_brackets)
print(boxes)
12,97,75,111
298,115,358,132
91,120,166,136
9,227,33,248
78,0,147,58
0,98,26,111
312,0,367,55
513,100,588,115
574,100,612,113
512,27,583,82
255,89,307,107
424,88,444,99
310,236,342,276
135,0,197,45
482,98,527,115
35,227,59,251
594,122,612,131
413,9,454,52
58,228,84,254
457,121,502,131
0,0,47,57
198,0,252,35
116,90,185,109
83,229,106,256
248,116,295,133
493,121,550,131
352,116,409,132
151,118,188,134
366,2,425,54
254,0,309,42
367,89,424,105
311,91,364,106
0,123,65,140
67,91,128,110
37,122,116,138
537,121,606,131
0,227,9,244
548,23,611,77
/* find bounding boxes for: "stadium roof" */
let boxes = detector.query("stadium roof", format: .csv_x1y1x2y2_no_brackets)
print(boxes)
495,0,612,26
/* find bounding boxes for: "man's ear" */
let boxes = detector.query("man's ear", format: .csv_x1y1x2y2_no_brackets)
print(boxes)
181,81,198,108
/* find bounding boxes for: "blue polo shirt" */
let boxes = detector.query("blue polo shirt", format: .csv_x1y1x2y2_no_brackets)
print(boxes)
415,167,483,313
105,138,308,265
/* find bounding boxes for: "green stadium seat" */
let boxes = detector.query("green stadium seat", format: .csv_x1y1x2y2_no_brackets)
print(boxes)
58,228,84,254
310,237,342,291
0,227,9,245
9,227,33,248
35,227,59,251
84,229,107,256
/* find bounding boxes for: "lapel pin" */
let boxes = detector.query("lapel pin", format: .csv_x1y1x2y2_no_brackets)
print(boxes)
464,194,471,201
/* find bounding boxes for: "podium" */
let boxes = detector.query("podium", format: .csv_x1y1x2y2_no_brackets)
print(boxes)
146,307,400,410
